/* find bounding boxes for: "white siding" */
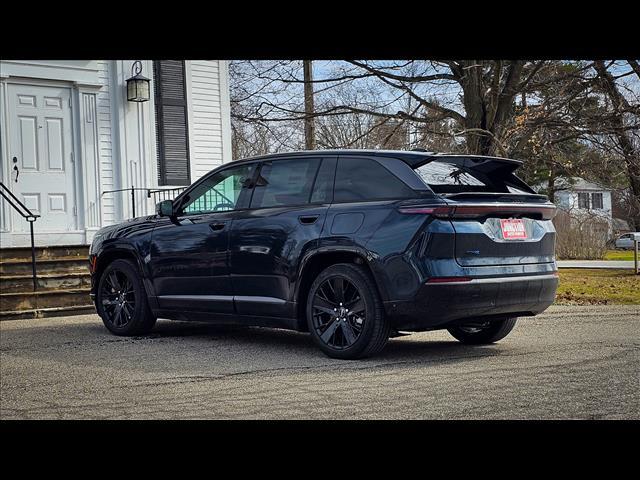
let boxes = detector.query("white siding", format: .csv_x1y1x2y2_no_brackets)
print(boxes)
96,60,116,225
188,60,226,181
0,59,231,246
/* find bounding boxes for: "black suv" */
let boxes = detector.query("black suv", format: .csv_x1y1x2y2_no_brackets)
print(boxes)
89,150,558,359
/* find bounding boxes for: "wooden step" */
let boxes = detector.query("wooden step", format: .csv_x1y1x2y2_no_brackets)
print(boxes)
0,244,89,262
0,288,91,312
1,272,91,293
0,304,96,321
0,256,88,276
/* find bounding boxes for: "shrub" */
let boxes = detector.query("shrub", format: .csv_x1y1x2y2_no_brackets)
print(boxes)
554,209,610,260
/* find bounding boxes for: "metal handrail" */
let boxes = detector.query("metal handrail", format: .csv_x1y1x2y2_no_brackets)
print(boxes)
101,185,236,219
147,186,188,204
101,186,192,219
0,182,39,291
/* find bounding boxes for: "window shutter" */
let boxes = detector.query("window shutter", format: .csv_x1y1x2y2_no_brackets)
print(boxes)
153,60,191,186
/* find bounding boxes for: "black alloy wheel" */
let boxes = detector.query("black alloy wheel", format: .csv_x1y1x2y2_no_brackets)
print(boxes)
311,275,366,349
306,263,391,359
100,268,136,328
96,259,156,336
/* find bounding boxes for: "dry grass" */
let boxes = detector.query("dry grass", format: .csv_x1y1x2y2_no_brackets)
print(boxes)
556,268,640,305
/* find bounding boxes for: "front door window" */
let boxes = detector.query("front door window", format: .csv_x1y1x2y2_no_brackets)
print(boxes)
178,164,255,215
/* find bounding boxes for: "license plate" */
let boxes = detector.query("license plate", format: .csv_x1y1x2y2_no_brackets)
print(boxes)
500,218,527,240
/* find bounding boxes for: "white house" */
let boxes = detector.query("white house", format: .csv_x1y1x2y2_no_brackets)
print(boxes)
535,176,617,237
553,177,613,220
0,60,232,248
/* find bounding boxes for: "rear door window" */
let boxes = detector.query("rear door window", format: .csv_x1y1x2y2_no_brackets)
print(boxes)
250,158,321,209
334,157,415,203
310,157,337,204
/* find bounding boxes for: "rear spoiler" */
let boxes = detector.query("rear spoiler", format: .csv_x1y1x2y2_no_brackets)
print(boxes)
410,154,522,172
410,154,535,194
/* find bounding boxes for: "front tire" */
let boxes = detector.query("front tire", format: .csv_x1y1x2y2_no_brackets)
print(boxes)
447,317,517,345
306,263,391,359
96,259,156,336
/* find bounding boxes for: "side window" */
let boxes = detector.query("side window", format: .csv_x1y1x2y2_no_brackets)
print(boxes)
334,157,415,203
310,158,337,204
179,164,255,215
250,158,321,209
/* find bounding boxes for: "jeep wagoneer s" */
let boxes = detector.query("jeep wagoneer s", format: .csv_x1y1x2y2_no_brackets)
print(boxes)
89,150,558,359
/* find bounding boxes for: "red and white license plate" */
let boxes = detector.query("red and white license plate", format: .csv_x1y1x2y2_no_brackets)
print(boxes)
500,218,527,240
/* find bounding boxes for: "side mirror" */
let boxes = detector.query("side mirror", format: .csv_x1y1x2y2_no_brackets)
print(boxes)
156,200,174,217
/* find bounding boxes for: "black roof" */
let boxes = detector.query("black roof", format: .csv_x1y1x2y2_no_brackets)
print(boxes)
232,149,523,168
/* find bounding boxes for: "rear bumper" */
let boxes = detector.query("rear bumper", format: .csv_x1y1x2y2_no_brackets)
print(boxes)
384,273,558,331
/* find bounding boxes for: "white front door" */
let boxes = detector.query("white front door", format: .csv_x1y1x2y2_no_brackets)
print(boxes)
6,84,76,233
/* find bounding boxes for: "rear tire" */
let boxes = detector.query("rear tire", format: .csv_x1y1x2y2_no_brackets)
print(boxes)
447,317,517,345
96,259,156,336
306,263,391,359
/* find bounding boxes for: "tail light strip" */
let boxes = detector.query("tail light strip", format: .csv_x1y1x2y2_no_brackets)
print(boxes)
399,204,557,220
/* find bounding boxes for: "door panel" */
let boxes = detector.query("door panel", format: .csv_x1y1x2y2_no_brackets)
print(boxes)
7,84,75,233
229,205,328,316
229,157,335,317
148,162,257,313
149,213,235,313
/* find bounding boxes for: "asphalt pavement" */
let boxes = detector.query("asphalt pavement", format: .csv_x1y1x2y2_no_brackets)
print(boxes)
1,305,638,419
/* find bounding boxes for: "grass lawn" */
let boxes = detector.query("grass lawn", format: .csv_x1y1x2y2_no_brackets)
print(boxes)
603,249,637,261
556,268,640,305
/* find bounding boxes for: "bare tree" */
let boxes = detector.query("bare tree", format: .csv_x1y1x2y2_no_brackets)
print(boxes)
592,60,640,229
229,59,639,228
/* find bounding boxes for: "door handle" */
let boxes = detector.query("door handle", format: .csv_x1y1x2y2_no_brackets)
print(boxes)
298,215,319,225
12,157,19,182
209,222,226,231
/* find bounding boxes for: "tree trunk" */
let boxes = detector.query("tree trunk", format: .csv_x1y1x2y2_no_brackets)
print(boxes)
303,60,315,150
547,158,556,203
458,60,524,157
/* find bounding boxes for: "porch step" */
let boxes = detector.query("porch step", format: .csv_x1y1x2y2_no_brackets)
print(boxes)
0,256,88,276
1,272,91,293
0,244,89,262
0,304,96,321
0,288,92,312
0,244,93,318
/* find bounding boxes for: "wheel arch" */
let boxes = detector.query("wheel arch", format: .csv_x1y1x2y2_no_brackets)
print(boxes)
92,245,149,297
294,248,387,331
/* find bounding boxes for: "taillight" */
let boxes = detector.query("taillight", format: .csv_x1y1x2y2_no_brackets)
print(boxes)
399,204,556,220
398,206,454,217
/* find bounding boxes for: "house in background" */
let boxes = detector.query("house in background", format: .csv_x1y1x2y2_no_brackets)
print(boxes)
537,177,617,236
553,177,612,219
0,60,232,248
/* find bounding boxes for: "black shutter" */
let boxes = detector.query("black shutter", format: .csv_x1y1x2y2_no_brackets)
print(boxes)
153,60,191,186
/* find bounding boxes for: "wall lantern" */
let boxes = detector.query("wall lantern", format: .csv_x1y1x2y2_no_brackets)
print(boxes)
126,60,151,102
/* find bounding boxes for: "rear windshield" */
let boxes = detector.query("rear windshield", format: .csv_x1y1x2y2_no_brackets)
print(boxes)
413,160,531,194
